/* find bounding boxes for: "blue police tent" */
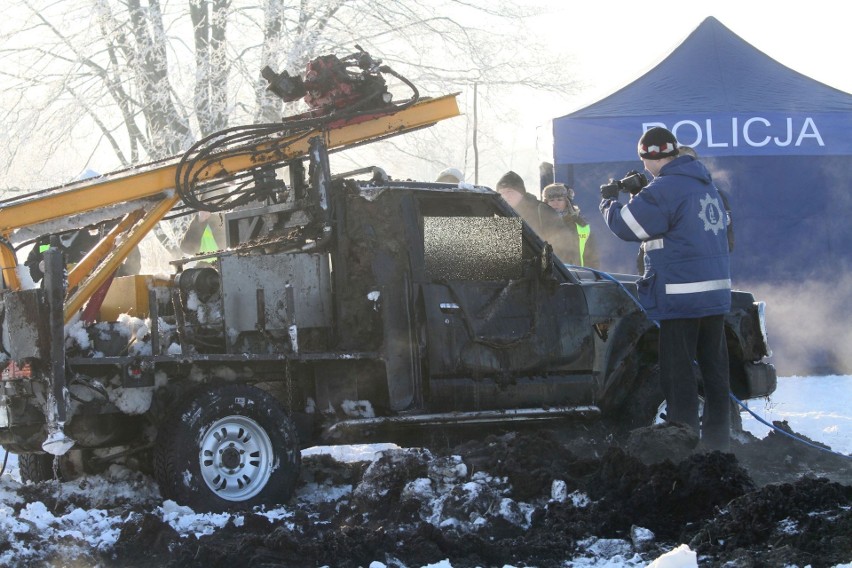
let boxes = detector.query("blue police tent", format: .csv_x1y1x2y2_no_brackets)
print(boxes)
553,17,852,375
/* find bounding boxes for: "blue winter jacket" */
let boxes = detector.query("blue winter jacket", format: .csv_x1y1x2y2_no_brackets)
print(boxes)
600,156,731,320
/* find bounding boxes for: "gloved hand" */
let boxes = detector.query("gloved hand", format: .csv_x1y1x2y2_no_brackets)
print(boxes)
600,182,620,200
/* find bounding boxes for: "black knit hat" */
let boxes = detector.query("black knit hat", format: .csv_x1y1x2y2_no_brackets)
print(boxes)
496,171,526,193
638,127,679,160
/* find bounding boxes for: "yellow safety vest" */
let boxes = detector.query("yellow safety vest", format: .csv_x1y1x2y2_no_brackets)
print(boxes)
199,225,219,254
576,223,590,267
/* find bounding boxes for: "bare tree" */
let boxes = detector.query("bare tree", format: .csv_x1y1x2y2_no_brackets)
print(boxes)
0,0,577,189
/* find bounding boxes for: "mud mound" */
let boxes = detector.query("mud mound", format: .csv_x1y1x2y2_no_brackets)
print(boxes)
689,477,852,567
449,429,582,501
588,447,755,540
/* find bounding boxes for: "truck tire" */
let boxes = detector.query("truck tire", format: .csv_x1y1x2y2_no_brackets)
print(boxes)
18,453,62,483
618,364,666,430
153,384,300,512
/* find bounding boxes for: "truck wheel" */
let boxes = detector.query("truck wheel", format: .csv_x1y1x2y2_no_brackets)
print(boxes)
651,398,704,426
18,453,63,483
619,364,666,430
153,384,300,512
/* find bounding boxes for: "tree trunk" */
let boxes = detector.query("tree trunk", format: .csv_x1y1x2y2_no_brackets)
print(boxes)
192,0,230,137
127,0,192,157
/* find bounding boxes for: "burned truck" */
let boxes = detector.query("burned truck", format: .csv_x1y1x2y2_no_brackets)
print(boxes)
0,52,775,512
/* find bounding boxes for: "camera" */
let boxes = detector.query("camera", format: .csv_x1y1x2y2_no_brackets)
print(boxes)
600,170,649,196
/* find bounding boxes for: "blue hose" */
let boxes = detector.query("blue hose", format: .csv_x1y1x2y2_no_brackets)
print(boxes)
567,265,657,326
730,392,851,459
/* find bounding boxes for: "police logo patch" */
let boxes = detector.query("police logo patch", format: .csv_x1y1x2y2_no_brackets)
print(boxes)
698,193,725,235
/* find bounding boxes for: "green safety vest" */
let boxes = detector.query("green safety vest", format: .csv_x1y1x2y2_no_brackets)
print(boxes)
199,225,219,254
576,223,590,267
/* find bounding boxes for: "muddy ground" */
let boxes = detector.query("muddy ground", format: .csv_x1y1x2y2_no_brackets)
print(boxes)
8,420,852,568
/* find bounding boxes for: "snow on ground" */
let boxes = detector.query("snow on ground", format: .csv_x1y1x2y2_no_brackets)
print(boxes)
0,375,849,567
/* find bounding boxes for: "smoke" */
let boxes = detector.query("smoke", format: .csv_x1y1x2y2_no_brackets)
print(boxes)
741,277,852,376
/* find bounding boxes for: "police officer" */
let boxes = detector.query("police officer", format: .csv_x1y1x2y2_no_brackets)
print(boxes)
600,127,733,451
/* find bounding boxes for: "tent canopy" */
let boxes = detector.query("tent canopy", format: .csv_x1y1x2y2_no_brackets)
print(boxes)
555,16,852,166
552,16,852,374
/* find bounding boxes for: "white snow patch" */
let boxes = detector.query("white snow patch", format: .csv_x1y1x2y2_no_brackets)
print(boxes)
108,386,154,414
298,482,353,504
402,477,435,502
645,544,697,568
566,537,645,567
301,443,399,463
571,490,591,508
778,518,799,535
340,399,376,418
18,501,122,549
159,500,232,538
742,375,852,454
551,479,567,502
255,506,293,524
65,320,92,350
211,365,238,381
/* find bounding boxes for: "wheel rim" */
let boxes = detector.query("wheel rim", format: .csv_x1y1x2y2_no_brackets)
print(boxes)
198,415,275,502
653,401,668,425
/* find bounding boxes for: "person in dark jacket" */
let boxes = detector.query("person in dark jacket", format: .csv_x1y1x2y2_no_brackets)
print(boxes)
600,127,732,451
25,222,141,284
495,171,579,265
543,182,599,268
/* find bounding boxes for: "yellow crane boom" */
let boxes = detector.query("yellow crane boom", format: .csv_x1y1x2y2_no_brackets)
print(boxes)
0,94,461,322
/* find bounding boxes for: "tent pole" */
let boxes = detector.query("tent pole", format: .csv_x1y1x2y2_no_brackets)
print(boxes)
473,83,479,185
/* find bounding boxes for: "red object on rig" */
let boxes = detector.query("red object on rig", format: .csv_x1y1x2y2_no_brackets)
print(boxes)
262,50,391,116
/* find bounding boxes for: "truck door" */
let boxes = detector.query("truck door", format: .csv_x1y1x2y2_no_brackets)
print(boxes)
412,196,595,411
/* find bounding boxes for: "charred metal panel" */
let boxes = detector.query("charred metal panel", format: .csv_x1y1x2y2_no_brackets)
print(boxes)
313,360,389,415
220,252,332,336
428,375,596,412
422,280,592,379
3,289,50,360
224,202,313,247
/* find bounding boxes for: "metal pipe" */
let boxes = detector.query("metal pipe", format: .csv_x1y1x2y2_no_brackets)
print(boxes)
43,240,67,424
